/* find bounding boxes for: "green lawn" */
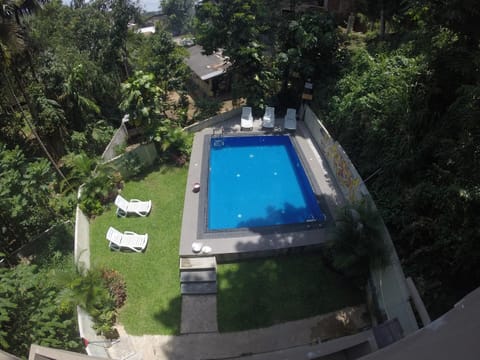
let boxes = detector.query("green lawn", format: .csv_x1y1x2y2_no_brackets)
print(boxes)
90,164,363,335
90,165,187,335
217,253,364,332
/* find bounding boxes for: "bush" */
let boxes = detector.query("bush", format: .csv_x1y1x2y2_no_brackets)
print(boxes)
56,267,120,339
101,268,127,309
78,165,122,217
193,97,221,120
153,119,193,165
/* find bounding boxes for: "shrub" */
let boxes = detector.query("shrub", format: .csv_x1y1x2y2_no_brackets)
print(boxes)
193,97,221,120
101,268,127,309
153,119,193,164
78,164,122,217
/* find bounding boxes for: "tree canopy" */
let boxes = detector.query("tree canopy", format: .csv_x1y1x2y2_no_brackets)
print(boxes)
1,0,479,354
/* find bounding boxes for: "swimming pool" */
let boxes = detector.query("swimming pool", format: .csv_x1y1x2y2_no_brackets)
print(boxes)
208,135,326,230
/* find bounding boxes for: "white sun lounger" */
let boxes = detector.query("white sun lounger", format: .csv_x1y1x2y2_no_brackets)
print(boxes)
106,227,148,252
262,106,275,129
241,106,253,130
114,194,152,217
284,108,297,131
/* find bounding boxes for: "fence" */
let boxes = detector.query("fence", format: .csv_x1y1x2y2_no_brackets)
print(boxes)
303,105,419,335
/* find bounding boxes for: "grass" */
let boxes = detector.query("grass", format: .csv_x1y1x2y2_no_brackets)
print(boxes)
217,253,364,332
90,164,187,335
90,164,363,335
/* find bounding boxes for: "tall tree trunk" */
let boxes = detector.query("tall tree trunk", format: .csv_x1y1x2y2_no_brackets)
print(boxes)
347,12,355,34
380,8,385,37
2,68,71,189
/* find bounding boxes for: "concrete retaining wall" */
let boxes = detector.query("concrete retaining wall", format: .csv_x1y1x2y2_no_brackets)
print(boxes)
303,105,419,335
74,187,109,358
74,190,90,271
101,122,128,162
105,142,158,178
184,107,242,133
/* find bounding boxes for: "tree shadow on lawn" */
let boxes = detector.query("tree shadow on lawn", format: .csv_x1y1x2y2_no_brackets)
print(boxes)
216,251,365,333
122,161,187,183
153,295,182,335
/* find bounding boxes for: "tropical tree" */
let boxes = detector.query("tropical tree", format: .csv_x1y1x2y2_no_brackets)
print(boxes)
0,264,82,357
119,71,167,129
130,26,190,94
194,0,276,111
161,0,195,35
0,144,61,258
276,12,340,106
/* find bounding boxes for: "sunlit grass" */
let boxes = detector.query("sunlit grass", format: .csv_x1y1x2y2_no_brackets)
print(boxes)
90,165,187,335
90,164,363,335
217,253,364,332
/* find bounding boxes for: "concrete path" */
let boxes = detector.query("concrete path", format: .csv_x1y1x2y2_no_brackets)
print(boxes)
181,295,218,334
107,305,371,360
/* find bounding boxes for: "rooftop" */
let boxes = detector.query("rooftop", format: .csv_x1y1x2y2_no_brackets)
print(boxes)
185,45,231,81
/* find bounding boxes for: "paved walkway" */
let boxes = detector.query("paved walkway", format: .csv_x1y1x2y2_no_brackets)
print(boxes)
107,305,372,360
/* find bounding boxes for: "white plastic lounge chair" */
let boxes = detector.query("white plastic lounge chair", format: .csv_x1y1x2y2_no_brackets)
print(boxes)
262,106,275,129
106,227,148,252
241,106,253,130
114,194,152,217
284,108,297,131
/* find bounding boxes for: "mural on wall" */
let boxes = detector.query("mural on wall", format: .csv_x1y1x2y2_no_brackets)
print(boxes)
326,142,361,202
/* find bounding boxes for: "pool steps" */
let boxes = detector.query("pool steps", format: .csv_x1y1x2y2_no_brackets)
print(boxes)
180,256,217,295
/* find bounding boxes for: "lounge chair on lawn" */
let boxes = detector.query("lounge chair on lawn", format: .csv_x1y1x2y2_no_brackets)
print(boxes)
106,227,148,252
241,106,253,130
262,106,275,129
284,108,297,131
114,194,152,217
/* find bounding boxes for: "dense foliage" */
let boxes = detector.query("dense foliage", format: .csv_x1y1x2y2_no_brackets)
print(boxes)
1,0,479,354
0,263,83,356
323,0,480,317
1,0,193,354
328,200,390,287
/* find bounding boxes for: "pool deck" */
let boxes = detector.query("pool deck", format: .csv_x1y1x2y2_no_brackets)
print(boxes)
179,112,346,260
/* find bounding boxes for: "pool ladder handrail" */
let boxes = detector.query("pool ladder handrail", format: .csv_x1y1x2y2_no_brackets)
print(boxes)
212,127,224,147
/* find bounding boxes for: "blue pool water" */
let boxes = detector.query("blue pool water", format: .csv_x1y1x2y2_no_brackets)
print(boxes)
208,135,326,230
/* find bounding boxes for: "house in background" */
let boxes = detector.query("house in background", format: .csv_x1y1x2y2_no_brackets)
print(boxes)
184,45,231,97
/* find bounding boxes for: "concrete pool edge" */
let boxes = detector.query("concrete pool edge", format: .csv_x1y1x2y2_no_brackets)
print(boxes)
179,121,346,261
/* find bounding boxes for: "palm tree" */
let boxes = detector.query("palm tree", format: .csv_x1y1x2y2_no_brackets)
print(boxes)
329,199,390,287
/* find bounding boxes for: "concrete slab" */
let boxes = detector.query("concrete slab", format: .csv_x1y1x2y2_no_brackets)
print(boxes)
125,305,371,360
180,295,218,334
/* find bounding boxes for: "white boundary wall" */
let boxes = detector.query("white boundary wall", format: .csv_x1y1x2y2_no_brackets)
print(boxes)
101,122,129,162
303,105,419,335
184,107,242,133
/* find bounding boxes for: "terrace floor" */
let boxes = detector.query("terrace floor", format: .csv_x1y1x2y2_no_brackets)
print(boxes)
179,111,346,260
